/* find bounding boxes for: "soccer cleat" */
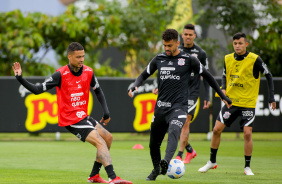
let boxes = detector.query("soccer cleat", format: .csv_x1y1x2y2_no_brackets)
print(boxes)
244,167,254,175
175,156,182,161
146,168,160,181
198,161,217,173
183,149,197,164
109,176,132,184
88,174,109,183
160,159,169,175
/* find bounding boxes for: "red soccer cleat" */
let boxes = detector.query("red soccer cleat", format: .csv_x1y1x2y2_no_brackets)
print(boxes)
183,149,197,164
88,174,109,183
109,176,133,184
175,156,182,161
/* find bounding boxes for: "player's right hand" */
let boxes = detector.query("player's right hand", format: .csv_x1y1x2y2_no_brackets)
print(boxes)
128,87,138,98
100,117,111,126
12,62,22,76
152,88,158,95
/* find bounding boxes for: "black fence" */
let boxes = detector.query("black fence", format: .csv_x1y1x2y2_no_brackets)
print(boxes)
0,77,281,133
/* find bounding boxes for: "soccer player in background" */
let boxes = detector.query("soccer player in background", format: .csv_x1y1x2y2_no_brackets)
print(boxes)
153,24,211,164
13,42,132,184
198,32,276,175
128,29,232,181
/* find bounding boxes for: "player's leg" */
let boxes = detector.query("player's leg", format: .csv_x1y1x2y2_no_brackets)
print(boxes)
86,130,132,184
176,115,192,160
147,112,168,181
177,97,198,163
241,108,255,175
199,105,238,173
161,109,187,175
86,117,113,182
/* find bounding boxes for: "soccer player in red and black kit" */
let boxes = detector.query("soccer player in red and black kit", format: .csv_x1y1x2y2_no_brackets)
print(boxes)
13,42,132,184
128,29,232,181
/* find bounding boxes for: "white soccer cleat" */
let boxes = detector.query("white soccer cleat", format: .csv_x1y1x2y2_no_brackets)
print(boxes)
244,167,254,175
198,161,217,173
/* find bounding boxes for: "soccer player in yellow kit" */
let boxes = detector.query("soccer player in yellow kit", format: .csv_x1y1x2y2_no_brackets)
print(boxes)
198,32,276,175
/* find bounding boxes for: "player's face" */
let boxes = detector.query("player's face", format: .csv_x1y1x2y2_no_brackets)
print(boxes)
68,50,85,68
182,29,196,47
163,39,180,56
233,38,249,55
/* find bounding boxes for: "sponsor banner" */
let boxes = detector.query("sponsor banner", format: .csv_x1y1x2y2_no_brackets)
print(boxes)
212,77,282,132
0,77,209,133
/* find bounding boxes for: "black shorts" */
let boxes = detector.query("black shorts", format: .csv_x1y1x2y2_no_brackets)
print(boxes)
187,96,198,119
216,105,255,129
65,116,98,142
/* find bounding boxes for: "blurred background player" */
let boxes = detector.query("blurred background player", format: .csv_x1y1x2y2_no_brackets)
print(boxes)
198,32,276,175
13,42,132,184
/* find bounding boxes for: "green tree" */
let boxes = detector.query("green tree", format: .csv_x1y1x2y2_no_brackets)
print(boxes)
194,0,282,76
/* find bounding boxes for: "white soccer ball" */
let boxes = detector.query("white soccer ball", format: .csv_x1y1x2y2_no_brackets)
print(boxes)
167,159,185,179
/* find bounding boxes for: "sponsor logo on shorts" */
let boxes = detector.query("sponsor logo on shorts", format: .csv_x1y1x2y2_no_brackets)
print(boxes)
242,110,253,117
223,111,231,119
188,100,195,106
76,133,82,140
171,119,183,128
157,100,171,107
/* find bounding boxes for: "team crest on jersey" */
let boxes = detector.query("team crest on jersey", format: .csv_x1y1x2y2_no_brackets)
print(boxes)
223,111,231,119
191,53,198,58
178,58,185,66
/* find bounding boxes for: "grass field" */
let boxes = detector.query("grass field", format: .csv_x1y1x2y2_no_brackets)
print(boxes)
0,133,282,184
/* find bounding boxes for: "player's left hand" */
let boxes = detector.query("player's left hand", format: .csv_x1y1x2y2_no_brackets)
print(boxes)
269,102,276,111
100,117,111,126
222,99,232,109
203,100,210,109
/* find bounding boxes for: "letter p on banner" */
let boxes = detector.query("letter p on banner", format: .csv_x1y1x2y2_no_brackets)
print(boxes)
133,93,157,132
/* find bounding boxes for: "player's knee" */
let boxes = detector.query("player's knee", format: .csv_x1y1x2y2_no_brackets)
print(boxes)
244,131,252,140
212,127,222,135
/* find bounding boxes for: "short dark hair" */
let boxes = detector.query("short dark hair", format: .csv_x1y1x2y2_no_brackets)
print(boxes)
184,24,195,31
162,29,179,42
67,42,84,55
233,32,247,41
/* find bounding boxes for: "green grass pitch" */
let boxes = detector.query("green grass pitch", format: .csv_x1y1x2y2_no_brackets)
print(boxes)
0,133,282,184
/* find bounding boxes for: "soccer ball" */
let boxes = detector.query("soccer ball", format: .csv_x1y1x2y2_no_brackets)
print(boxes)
167,159,185,179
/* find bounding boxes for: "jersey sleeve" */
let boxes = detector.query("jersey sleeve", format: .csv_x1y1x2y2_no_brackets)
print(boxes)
129,56,158,91
90,72,100,89
222,61,227,90
253,57,275,103
16,71,61,94
91,72,110,119
200,50,209,70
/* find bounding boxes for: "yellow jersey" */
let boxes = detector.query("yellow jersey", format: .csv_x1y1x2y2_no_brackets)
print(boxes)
225,52,260,108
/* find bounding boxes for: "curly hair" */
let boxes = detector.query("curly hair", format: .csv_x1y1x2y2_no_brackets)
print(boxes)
67,42,84,54
162,29,179,42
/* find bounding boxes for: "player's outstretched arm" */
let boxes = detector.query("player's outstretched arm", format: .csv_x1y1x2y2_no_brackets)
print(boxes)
12,62,59,95
200,69,232,108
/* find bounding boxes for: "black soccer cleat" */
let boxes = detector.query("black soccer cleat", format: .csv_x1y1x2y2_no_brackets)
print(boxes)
160,159,169,175
146,168,160,181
